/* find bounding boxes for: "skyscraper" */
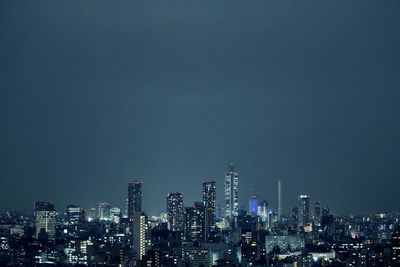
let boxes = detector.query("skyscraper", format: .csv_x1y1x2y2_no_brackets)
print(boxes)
278,180,282,222
110,207,121,224
257,200,268,222
166,192,185,232
185,202,206,242
249,195,258,216
66,205,84,225
132,211,151,260
34,201,57,240
224,163,239,221
298,195,310,226
97,202,111,221
202,181,216,240
313,201,321,226
128,180,142,219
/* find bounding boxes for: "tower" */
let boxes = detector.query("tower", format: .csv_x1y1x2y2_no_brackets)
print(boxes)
34,201,57,240
249,195,258,216
128,180,142,219
278,180,282,222
132,211,151,260
224,163,239,221
298,195,310,226
166,192,185,232
202,181,216,240
313,201,321,226
185,202,206,242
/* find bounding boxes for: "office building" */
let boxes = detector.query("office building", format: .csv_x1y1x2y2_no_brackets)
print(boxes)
128,180,142,219
185,202,206,242
110,207,121,224
257,200,268,222
248,195,258,216
132,211,151,260
203,181,216,240
167,192,185,232
34,201,57,240
298,195,310,226
313,201,321,226
66,205,83,225
224,163,239,221
97,202,110,221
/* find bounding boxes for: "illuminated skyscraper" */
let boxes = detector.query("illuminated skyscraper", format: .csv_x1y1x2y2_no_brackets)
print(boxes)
128,180,142,219
249,195,258,216
185,202,206,241
34,201,57,240
278,180,282,221
257,200,268,222
167,192,185,232
298,195,310,226
202,181,216,240
110,207,121,224
132,211,151,260
224,163,239,221
66,205,84,225
313,201,321,226
97,202,111,221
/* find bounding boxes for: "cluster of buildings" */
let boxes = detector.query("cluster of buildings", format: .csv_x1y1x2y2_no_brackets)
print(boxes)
0,163,400,266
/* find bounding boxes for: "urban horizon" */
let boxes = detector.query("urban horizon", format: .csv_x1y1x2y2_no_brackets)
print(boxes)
3,162,398,217
1,1,399,266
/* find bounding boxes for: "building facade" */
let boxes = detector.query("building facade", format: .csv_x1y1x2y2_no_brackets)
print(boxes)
202,181,216,240
224,163,239,221
167,192,185,232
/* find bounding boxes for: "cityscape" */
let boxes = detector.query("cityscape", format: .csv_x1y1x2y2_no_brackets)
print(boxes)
0,163,400,266
1,1,400,267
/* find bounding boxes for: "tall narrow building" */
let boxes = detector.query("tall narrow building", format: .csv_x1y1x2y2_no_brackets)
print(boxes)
132,211,151,260
298,195,310,226
313,201,321,226
167,192,185,232
278,180,282,222
249,195,258,216
224,163,239,221
34,201,57,240
128,180,142,219
185,202,206,242
202,181,216,240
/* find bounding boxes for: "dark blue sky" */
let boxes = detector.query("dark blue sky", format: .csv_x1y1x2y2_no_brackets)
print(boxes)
1,1,399,215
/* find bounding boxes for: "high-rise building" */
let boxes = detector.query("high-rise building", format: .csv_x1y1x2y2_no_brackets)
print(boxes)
298,195,310,226
183,246,211,267
84,207,97,222
278,180,282,222
391,227,400,266
224,163,239,221
185,202,206,242
167,192,185,232
34,201,57,240
66,205,84,225
202,181,216,240
313,201,321,226
322,207,330,217
292,206,299,226
132,211,151,260
249,195,258,216
110,207,121,224
258,200,268,222
128,180,142,219
97,202,111,221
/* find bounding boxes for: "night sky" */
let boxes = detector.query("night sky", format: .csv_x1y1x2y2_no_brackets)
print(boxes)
1,1,399,215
